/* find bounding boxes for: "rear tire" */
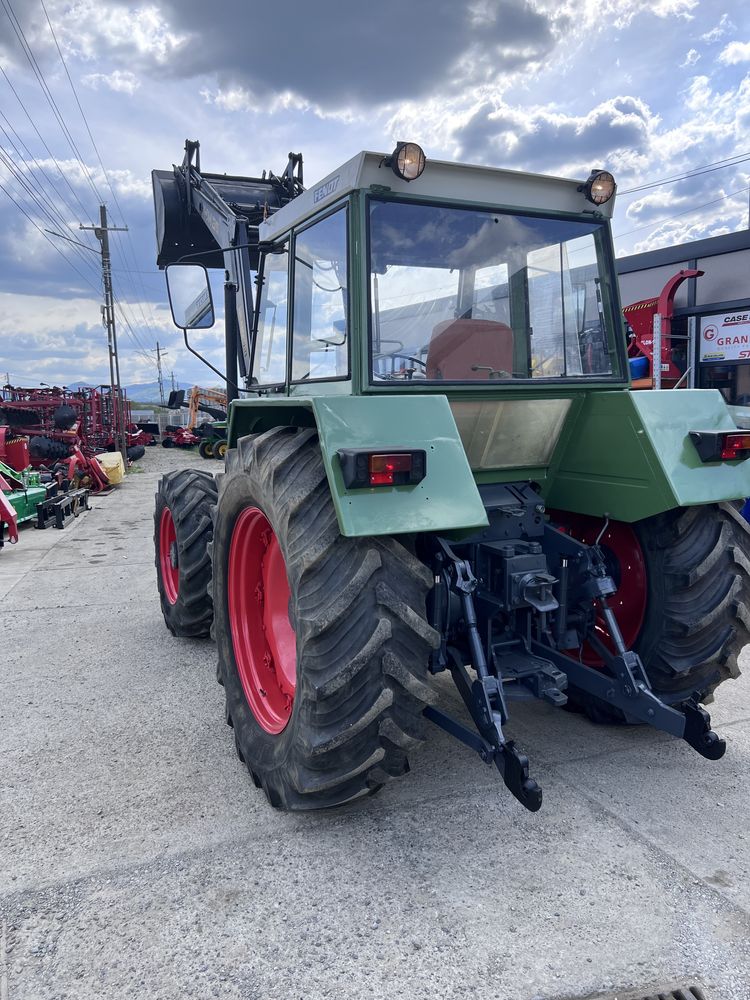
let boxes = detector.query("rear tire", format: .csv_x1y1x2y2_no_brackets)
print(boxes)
570,503,749,719
154,469,217,637
212,427,440,810
215,440,228,460
198,439,214,460
635,502,749,701
161,437,174,449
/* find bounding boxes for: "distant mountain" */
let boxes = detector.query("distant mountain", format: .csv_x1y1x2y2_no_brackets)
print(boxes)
123,381,193,403
61,380,196,404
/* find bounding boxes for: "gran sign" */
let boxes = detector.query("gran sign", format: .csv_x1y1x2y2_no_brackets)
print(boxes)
700,310,750,363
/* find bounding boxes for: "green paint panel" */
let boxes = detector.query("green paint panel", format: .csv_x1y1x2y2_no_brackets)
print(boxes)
547,389,750,521
312,396,488,536
228,395,488,537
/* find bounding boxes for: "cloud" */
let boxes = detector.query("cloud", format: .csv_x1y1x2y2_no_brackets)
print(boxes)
681,48,700,67
2,0,562,113
81,70,141,95
701,13,735,43
719,41,750,64
450,95,657,175
651,0,698,17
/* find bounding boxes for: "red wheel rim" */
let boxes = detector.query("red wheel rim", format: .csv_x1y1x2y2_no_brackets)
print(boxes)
228,507,296,734
552,513,648,666
159,507,179,605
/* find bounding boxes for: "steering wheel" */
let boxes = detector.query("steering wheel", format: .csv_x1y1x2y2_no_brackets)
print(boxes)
470,364,512,379
376,354,427,380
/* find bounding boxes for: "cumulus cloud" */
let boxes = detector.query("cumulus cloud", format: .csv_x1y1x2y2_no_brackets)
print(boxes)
81,70,141,95
681,48,700,67
650,0,698,17
1,0,564,112
451,96,657,175
719,41,750,64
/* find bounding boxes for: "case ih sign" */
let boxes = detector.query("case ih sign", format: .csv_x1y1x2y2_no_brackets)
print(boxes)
700,310,750,362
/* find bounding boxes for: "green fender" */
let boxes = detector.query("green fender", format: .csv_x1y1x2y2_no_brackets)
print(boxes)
227,394,488,537
546,389,750,521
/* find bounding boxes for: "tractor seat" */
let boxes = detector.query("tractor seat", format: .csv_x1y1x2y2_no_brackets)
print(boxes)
426,318,515,380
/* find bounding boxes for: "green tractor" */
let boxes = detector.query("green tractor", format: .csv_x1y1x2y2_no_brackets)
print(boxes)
152,139,750,812
197,421,228,461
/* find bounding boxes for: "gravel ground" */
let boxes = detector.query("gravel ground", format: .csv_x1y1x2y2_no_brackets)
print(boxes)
1,444,749,1000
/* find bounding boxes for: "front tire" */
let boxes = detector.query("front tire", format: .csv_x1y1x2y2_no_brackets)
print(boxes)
212,427,439,810
154,469,217,637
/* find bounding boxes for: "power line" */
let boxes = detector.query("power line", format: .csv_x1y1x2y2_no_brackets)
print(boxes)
619,150,750,196
0,145,102,278
112,293,160,367
614,184,750,243
0,66,95,224
39,0,163,347
0,106,100,265
0,177,102,294
0,0,104,208
0,120,81,237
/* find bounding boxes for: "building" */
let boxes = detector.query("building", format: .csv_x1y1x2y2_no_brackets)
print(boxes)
616,230,750,405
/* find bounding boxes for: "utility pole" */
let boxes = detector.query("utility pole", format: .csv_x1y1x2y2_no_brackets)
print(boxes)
170,371,177,393
152,342,168,405
81,206,128,463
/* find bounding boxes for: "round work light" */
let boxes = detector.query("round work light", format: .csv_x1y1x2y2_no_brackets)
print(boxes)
581,169,616,206
386,141,426,182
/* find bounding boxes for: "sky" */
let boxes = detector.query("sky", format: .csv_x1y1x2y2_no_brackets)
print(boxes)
0,0,748,389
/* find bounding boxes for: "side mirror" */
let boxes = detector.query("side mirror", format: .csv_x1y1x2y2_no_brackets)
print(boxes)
165,263,215,329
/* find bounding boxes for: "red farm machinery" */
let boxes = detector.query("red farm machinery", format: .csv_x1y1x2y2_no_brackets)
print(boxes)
624,269,703,389
0,383,151,492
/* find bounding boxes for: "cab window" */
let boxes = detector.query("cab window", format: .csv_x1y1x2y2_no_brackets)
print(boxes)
291,207,349,382
253,248,289,386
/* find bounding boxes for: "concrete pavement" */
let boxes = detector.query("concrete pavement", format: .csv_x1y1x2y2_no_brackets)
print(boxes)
2,446,749,1000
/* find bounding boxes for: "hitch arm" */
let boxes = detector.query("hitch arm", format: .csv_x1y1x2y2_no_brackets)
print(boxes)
531,640,726,761
428,536,543,811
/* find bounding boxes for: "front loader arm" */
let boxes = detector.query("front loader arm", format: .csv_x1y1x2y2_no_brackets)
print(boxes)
152,139,303,384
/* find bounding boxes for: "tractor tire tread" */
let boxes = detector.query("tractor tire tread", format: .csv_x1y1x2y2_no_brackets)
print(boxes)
154,468,217,637
213,427,439,810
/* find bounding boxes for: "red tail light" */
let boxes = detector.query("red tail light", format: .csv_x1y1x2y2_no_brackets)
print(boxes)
720,433,750,460
369,453,413,485
338,448,427,488
690,430,750,462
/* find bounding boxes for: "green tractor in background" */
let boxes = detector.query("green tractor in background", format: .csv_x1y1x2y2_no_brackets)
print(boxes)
152,139,750,812
197,421,228,461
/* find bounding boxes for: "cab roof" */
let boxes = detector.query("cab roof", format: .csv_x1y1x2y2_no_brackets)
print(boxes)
258,150,616,243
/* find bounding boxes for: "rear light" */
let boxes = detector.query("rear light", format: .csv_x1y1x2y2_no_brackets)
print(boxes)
690,430,750,462
338,448,427,488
